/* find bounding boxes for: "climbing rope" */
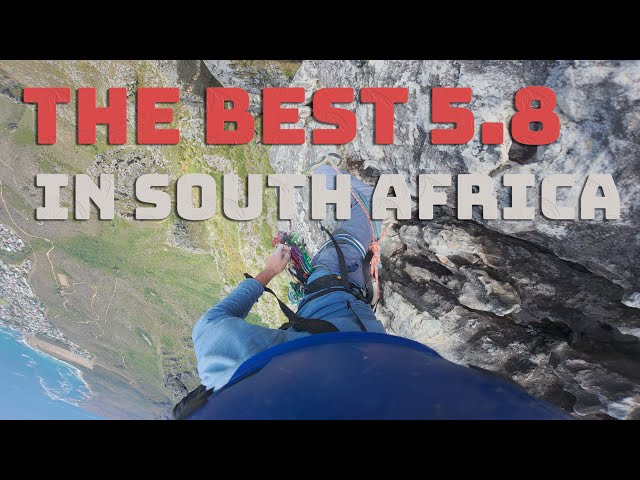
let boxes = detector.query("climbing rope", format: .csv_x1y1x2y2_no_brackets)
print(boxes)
326,159,389,288
273,231,314,303
273,231,314,279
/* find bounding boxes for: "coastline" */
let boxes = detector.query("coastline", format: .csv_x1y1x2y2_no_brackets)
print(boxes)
0,324,95,402
25,335,94,370
2,324,155,419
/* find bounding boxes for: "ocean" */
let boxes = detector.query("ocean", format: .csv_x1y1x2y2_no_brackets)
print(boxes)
0,326,100,419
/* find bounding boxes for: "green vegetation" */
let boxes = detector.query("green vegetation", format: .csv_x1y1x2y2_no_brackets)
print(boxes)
135,60,166,89
246,313,267,327
0,60,291,418
160,334,177,350
13,107,35,145
143,286,164,306
61,218,221,315
134,327,153,347
229,60,301,82
212,141,272,178
277,61,301,81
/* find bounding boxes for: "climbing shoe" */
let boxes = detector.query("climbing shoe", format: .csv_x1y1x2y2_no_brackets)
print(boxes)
305,152,344,175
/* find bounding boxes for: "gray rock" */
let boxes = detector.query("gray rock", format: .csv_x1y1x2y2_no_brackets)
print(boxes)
378,218,640,418
203,60,300,112
275,60,640,302
87,147,167,206
269,60,640,419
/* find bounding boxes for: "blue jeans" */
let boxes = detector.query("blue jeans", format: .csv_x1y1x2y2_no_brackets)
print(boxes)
307,165,380,290
192,166,386,391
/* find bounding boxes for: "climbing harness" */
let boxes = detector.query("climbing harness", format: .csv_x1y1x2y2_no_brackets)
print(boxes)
324,156,389,306
272,227,374,307
244,273,340,334
271,154,388,308
250,225,369,335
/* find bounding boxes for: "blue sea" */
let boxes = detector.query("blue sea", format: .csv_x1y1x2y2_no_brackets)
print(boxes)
0,326,100,419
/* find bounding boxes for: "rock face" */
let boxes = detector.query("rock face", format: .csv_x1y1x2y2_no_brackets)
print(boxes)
270,60,640,419
379,219,640,419
204,60,300,112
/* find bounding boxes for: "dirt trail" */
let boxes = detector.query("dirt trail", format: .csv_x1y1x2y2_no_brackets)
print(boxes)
0,162,134,387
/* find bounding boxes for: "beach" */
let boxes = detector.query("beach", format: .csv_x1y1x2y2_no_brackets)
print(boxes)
25,335,95,370
0,326,98,419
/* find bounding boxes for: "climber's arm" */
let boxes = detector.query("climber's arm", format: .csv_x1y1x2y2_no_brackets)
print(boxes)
198,277,265,324
195,244,291,324
191,244,294,390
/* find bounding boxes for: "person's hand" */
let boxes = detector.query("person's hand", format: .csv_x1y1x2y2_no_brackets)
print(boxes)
255,244,291,287
264,244,291,277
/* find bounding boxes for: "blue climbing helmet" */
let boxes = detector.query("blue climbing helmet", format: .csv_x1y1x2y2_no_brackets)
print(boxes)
179,332,570,420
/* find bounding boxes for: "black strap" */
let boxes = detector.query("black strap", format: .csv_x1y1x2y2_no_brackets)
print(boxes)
289,265,308,286
304,273,363,297
347,300,367,332
320,226,373,306
244,225,370,334
362,250,375,304
172,384,212,420
244,273,338,334
279,317,340,334
320,225,351,292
